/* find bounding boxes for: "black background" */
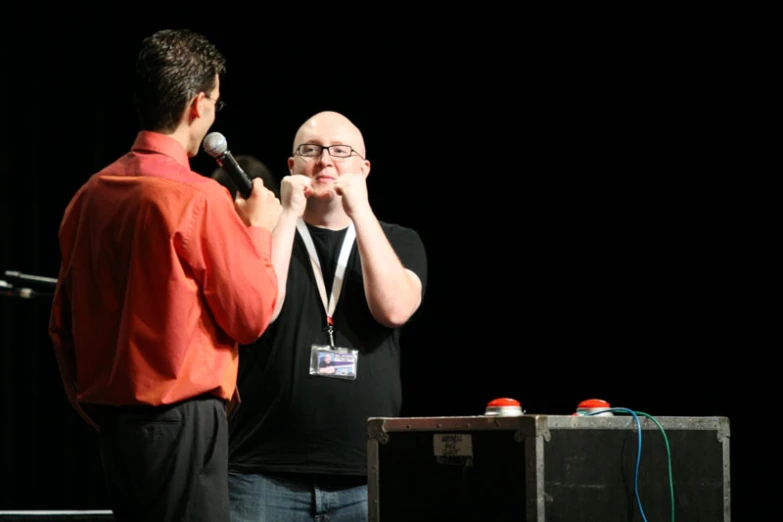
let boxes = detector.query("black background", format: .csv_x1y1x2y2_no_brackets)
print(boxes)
0,12,751,519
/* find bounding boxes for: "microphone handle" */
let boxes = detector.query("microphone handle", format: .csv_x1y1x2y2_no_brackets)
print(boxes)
219,151,253,199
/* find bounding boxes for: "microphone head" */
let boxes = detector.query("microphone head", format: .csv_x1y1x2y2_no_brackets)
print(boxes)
203,132,228,158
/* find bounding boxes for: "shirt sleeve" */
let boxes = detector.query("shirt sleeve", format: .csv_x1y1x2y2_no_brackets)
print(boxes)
385,224,428,323
49,196,79,391
177,192,279,345
49,261,76,388
389,225,428,296
49,217,97,428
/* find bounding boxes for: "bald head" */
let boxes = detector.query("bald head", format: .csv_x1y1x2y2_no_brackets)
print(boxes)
293,111,366,158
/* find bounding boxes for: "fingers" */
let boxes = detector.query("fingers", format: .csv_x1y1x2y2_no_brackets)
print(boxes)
284,174,313,197
234,178,265,203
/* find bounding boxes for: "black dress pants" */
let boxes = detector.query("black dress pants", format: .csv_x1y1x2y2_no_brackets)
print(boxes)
94,394,229,522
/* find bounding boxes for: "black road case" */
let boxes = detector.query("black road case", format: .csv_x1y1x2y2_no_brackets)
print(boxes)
367,414,730,521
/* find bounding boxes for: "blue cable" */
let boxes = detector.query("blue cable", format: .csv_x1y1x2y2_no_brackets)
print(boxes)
585,407,647,522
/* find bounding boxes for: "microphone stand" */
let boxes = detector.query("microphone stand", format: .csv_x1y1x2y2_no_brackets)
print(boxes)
1,270,57,299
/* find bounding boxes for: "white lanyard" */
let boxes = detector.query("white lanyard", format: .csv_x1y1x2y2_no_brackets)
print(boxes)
296,218,356,327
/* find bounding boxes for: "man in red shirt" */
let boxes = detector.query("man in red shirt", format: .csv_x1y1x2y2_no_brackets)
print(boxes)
48,28,280,522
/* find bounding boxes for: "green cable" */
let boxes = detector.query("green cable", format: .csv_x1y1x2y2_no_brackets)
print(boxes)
633,411,675,522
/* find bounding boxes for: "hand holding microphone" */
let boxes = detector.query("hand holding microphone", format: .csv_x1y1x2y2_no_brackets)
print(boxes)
234,178,281,231
204,132,281,230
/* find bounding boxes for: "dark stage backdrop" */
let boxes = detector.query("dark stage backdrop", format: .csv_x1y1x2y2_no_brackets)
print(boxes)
1,15,748,518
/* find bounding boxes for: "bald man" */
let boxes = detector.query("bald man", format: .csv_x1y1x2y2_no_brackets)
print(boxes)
227,111,428,521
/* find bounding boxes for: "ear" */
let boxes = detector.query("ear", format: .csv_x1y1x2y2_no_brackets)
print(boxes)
189,92,207,120
361,159,371,178
287,157,295,174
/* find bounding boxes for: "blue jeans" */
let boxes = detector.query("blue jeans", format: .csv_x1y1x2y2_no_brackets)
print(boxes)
229,471,368,522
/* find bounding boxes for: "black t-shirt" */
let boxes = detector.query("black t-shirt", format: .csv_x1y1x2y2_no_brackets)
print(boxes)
228,220,427,476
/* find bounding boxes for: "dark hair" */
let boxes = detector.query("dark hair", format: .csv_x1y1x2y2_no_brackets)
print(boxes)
211,155,280,199
134,29,226,132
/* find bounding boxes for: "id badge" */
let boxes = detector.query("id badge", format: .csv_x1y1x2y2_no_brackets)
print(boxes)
310,345,358,380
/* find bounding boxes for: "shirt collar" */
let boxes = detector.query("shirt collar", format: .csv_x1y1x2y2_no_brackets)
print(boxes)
131,131,190,168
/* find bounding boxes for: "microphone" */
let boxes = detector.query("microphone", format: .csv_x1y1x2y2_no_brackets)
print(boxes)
203,132,253,199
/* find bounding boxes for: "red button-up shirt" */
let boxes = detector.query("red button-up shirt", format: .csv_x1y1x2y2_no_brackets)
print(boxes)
49,131,277,411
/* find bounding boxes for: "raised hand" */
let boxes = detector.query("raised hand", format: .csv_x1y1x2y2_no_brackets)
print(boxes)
280,174,313,218
333,173,370,219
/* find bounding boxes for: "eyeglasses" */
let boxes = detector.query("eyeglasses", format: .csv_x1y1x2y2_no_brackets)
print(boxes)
295,144,364,160
205,95,225,112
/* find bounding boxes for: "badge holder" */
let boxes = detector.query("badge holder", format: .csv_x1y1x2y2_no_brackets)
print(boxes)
309,321,358,380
